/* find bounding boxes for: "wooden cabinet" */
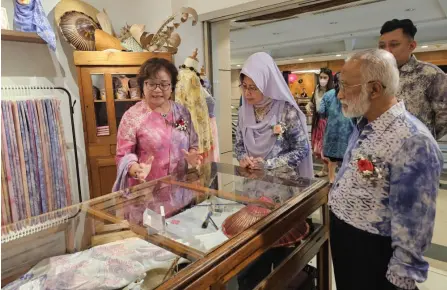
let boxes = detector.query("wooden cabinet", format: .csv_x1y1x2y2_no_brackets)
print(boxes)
74,51,173,199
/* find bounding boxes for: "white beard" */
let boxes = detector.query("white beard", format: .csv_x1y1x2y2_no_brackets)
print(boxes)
341,87,371,118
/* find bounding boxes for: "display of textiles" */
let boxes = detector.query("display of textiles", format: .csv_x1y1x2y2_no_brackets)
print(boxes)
1,99,72,225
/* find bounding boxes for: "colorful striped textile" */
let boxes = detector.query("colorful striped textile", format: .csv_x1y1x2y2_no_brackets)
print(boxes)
1,99,72,224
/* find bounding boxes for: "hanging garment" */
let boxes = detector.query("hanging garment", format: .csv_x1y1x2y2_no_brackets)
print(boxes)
175,56,213,159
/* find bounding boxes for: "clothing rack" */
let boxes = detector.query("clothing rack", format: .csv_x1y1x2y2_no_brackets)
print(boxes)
1,85,82,204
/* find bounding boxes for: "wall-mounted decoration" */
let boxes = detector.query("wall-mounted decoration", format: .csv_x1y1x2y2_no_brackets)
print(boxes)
59,11,101,51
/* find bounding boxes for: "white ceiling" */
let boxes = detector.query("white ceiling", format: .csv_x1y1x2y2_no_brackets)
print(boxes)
229,0,447,67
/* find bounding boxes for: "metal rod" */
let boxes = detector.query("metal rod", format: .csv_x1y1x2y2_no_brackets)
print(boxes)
1,85,83,203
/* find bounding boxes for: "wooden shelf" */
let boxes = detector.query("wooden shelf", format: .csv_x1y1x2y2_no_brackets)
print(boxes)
1,29,47,44
94,100,106,103
115,99,142,102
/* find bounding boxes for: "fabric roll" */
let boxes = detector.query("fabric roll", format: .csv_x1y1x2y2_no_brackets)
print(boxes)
53,99,72,205
29,100,48,212
43,100,61,209
8,102,28,220
36,100,53,211
1,98,73,224
1,105,18,222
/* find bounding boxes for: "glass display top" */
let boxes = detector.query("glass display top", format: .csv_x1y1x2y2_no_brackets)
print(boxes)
87,163,324,256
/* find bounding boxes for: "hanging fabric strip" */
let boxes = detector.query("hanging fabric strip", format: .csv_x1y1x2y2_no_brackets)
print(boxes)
1,106,18,222
52,99,72,206
4,102,26,221
37,99,54,211
12,101,32,219
1,98,73,226
29,100,48,213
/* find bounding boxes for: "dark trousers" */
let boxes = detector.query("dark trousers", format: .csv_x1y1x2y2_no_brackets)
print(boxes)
330,211,398,290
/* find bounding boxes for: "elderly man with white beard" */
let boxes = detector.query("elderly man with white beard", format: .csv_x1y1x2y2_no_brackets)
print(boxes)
329,49,443,290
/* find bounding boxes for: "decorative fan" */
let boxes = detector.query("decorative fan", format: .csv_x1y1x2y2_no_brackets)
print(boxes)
59,11,101,51
222,196,310,247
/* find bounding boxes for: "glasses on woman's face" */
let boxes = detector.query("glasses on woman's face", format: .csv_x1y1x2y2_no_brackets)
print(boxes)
239,84,259,94
144,81,172,91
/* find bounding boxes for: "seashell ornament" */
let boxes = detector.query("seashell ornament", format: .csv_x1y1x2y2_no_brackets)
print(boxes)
59,11,101,51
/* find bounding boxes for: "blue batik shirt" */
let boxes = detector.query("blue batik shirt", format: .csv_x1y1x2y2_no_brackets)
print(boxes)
329,101,443,289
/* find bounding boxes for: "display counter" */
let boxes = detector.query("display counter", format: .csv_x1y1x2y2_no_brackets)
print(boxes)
1,163,330,290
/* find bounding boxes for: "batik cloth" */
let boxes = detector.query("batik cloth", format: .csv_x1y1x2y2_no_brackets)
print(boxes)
397,55,447,139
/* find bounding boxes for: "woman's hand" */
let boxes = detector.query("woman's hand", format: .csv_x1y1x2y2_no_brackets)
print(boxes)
251,157,265,170
128,156,154,182
240,156,264,170
182,149,203,167
240,156,254,168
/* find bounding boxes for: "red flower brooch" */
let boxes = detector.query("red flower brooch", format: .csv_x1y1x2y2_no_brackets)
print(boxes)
356,154,382,181
174,118,188,131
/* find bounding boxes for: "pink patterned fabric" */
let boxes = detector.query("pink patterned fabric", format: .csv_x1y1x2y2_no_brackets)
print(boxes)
311,118,327,159
3,238,171,290
115,101,198,189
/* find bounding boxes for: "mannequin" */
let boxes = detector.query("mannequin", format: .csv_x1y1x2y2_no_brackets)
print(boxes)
175,49,214,161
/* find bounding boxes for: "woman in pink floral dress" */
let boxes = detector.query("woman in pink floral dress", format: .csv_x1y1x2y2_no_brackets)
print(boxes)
113,58,202,191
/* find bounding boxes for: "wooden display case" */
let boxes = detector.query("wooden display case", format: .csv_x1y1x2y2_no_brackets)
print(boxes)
1,163,331,290
74,51,172,199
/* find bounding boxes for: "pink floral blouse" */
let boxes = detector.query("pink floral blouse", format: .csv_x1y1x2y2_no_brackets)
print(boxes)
116,101,198,187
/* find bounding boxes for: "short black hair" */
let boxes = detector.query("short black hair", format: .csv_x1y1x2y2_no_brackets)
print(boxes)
137,58,178,94
380,19,417,39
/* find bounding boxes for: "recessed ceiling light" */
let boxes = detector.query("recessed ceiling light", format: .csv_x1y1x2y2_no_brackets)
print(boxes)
330,22,338,25
298,58,304,61
405,8,415,12
237,65,241,67
336,54,342,57
421,45,429,48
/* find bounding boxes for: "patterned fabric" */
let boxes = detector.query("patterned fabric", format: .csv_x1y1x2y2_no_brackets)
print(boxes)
14,0,56,51
398,55,447,139
3,238,173,290
1,100,71,224
318,89,354,159
310,87,328,157
311,118,327,158
235,102,310,171
175,68,213,156
115,101,198,188
329,101,443,289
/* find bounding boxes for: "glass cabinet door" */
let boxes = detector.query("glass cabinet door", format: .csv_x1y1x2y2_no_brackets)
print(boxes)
112,74,142,129
91,74,110,137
